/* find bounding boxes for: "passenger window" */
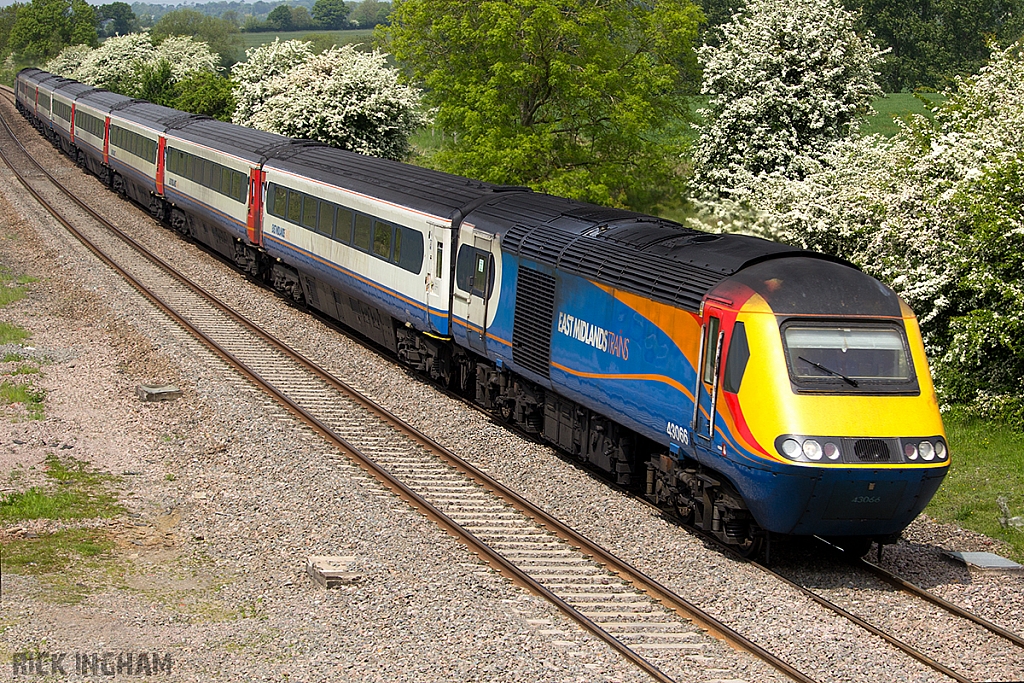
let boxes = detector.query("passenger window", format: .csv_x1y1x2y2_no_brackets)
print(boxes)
271,185,287,218
373,222,392,259
232,172,245,202
302,194,317,229
392,225,402,264
317,203,335,236
335,208,354,243
287,190,302,224
722,322,750,394
203,161,215,188
353,214,372,251
702,317,721,385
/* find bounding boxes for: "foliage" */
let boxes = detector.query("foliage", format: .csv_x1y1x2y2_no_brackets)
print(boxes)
150,8,242,67
312,0,350,29
384,0,703,212
237,44,427,160
5,0,97,62
693,42,1024,428
95,1,138,37
172,70,237,121
690,0,885,200
844,0,1024,92
350,0,391,28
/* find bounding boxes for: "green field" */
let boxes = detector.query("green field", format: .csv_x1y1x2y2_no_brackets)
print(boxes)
860,92,947,137
238,28,377,52
929,415,1024,562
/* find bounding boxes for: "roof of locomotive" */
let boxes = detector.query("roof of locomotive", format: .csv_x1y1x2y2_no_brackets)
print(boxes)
168,118,299,164
724,257,902,317
265,144,498,220
472,191,814,313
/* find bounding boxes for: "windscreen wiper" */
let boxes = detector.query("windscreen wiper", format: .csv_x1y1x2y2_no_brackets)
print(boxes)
798,356,859,387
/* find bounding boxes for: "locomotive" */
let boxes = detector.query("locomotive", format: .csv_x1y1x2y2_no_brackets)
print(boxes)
15,68,950,556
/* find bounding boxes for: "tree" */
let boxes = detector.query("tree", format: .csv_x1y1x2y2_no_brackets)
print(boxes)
7,0,97,62
151,8,242,67
312,0,349,29
172,71,236,121
266,4,294,30
845,0,1024,91
350,0,390,28
95,2,137,37
690,0,884,199
47,31,155,91
696,42,1024,427
384,0,704,211
234,44,427,160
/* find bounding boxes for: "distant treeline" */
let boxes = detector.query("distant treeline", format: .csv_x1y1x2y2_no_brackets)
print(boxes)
130,0,391,30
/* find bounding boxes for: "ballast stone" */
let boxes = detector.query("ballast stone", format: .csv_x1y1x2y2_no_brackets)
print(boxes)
136,384,183,402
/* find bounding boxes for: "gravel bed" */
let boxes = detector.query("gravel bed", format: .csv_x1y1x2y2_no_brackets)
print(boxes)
3,98,1022,683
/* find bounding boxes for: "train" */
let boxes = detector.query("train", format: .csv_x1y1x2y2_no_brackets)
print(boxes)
14,67,950,557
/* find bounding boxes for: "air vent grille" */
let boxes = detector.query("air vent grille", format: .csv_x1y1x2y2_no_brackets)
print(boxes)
512,267,556,378
852,439,893,462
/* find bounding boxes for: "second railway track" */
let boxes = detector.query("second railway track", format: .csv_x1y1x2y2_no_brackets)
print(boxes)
3,86,1022,683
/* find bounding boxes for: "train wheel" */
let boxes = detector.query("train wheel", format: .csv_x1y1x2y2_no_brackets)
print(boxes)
733,533,764,559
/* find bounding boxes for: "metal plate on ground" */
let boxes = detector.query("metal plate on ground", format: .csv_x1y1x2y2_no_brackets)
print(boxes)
943,551,1023,573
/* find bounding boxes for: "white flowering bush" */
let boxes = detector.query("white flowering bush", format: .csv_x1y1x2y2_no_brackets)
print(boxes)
691,0,885,199
236,44,428,160
43,43,95,79
44,32,219,95
694,42,1024,426
230,39,315,128
154,35,220,82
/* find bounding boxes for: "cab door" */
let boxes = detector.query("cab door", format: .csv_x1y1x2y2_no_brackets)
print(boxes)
694,303,727,447
466,232,492,354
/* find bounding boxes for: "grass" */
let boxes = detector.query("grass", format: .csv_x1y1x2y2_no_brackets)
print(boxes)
1,456,123,602
0,267,36,308
0,323,30,345
0,454,122,522
860,92,947,137
927,413,1024,562
0,379,45,420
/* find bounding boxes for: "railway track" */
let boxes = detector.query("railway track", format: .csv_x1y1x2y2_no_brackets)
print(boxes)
3,87,1021,683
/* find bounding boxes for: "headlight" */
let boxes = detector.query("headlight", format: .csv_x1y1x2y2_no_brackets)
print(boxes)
824,442,840,460
935,440,947,460
904,442,918,460
781,438,802,459
920,441,935,461
803,439,823,461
